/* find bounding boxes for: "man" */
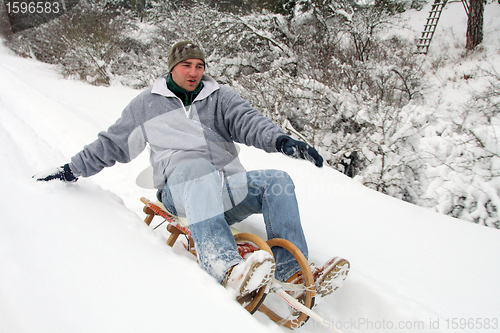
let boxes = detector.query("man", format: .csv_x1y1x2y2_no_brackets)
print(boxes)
36,41,349,300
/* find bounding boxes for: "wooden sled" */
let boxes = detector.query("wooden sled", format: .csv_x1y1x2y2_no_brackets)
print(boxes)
140,197,315,329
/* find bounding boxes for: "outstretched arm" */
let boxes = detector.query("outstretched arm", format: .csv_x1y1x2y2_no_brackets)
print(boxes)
220,87,323,168
33,92,148,182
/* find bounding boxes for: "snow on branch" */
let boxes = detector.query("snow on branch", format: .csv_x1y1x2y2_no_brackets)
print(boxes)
225,13,293,58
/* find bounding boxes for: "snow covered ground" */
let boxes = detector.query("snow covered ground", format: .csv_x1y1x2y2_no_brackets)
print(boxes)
1,3,500,333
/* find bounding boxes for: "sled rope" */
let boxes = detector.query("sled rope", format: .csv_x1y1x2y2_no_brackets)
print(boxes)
272,279,315,293
275,288,344,333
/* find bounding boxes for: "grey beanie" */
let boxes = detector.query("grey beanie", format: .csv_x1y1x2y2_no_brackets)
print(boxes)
167,41,206,72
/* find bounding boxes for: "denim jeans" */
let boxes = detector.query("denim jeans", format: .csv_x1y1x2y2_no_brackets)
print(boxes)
161,158,308,283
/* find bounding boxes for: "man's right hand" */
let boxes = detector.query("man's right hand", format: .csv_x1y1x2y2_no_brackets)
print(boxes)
34,164,78,182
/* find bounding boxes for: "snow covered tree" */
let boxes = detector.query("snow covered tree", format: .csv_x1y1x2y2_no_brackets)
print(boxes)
417,66,500,229
4,0,134,85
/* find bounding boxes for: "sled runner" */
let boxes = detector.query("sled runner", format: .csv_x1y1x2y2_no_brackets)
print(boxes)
140,197,317,329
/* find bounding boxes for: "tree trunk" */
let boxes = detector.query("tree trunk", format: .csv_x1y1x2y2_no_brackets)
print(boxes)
465,0,484,50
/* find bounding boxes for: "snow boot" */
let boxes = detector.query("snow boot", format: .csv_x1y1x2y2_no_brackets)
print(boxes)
223,250,275,298
312,257,350,297
288,256,350,298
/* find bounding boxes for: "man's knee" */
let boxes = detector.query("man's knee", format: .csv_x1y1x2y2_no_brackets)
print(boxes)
250,169,295,197
266,170,293,185
270,171,295,196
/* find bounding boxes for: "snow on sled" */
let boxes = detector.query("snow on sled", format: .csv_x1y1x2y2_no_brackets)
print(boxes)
140,197,347,332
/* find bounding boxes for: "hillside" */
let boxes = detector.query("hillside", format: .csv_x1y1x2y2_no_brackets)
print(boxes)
1,2,500,332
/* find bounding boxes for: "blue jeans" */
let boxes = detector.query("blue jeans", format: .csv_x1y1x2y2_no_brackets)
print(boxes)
161,158,308,283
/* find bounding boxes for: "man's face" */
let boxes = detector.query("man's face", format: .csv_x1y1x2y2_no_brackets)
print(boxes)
170,59,205,92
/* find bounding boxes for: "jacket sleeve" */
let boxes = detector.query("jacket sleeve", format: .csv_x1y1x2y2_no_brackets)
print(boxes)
220,87,285,153
70,95,147,177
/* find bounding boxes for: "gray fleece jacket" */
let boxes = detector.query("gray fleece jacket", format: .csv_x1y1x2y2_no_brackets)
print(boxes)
70,74,285,189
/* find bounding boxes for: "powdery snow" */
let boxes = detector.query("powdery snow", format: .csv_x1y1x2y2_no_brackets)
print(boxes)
1,4,500,331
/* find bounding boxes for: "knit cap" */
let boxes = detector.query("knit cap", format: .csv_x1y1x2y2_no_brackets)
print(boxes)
167,41,206,72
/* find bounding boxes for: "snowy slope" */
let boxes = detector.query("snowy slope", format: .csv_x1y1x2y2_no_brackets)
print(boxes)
1,5,500,331
0,46,283,333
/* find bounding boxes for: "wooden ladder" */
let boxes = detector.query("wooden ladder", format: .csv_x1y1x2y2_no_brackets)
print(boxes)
416,0,448,54
461,0,469,16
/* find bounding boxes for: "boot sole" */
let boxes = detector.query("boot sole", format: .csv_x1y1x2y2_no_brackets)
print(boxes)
316,258,350,297
239,257,275,297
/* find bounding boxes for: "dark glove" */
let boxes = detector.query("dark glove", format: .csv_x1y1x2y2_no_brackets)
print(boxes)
276,135,323,167
34,163,78,182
